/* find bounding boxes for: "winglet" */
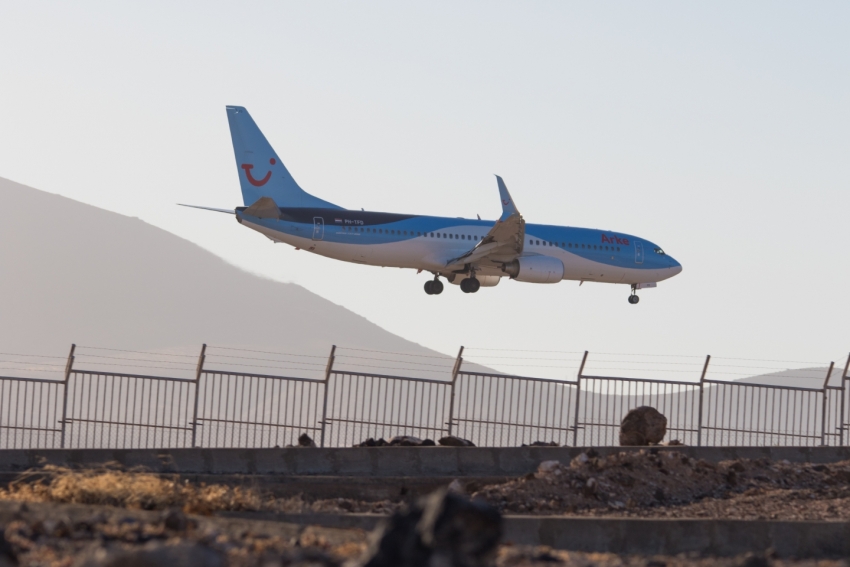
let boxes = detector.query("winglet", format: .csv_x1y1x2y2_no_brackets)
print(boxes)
495,175,520,221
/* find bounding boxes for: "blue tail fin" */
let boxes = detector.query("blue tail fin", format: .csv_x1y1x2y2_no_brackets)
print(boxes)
226,106,343,209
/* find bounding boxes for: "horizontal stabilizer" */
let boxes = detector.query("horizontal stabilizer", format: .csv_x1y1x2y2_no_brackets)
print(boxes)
178,204,235,214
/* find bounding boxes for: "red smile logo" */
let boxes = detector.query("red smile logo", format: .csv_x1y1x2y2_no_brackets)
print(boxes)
241,158,276,187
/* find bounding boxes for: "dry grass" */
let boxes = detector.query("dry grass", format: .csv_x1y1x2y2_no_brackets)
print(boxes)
0,463,396,516
0,464,268,514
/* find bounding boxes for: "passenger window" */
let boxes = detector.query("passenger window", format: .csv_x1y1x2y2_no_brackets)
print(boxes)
536,240,540,245
529,239,533,245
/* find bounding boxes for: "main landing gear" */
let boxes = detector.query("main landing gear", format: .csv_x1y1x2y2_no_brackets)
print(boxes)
628,285,640,305
424,278,444,295
460,277,480,294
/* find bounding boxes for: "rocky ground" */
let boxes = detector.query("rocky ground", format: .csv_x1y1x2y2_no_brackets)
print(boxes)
1,500,848,567
495,548,847,567
2,454,850,566
470,449,850,520
2,494,848,567
4,451,850,521
0,499,364,567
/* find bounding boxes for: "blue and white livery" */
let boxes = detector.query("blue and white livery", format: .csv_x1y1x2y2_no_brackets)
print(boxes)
182,106,682,304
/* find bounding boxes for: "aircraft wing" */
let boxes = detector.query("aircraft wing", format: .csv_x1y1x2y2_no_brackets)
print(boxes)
445,176,525,269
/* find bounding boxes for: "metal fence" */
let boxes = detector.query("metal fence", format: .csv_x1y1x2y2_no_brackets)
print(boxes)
0,344,848,449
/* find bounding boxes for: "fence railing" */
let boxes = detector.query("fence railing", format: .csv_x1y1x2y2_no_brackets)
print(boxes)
0,345,848,449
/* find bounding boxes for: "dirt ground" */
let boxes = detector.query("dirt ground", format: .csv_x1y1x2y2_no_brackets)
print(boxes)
495,548,847,567
470,449,850,520
3,451,850,520
0,499,364,567
1,500,848,567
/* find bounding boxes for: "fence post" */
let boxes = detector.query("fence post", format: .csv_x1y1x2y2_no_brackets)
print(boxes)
821,361,835,446
191,344,206,448
447,346,464,437
319,345,336,448
842,353,850,446
572,351,588,447
697,355,710,447
59,344,75,449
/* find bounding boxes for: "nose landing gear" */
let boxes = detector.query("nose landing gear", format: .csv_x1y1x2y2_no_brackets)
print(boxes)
424,278,444,295
628,285,640,304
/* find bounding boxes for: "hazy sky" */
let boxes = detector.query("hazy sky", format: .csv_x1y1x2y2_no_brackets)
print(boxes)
1,2,848,369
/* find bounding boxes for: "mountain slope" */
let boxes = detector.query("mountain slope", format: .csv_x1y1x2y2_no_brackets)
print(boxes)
0,177,441,368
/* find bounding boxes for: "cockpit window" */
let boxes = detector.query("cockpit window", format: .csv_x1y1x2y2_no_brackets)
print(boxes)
654,247,666,255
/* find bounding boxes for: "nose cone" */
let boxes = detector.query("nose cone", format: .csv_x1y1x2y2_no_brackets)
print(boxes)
668,257,682,276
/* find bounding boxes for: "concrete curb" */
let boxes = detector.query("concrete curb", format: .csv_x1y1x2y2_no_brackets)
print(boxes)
1,446,848,476
218,512,850,558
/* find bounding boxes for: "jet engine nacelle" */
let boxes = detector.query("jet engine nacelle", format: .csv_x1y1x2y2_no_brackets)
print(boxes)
447,274,501,287
502,256,564,283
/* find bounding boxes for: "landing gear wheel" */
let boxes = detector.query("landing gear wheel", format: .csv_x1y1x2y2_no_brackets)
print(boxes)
628,294,640,304
460,277,480,293
424,281,434,295
431,279,444,295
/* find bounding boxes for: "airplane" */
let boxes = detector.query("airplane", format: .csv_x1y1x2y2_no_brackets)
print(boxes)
182,106,682,304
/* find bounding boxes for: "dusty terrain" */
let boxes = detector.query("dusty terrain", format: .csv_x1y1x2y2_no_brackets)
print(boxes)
2,454,850,566
1,499,848,567
0,499,363,567
471,449,850,520
4,451,850,521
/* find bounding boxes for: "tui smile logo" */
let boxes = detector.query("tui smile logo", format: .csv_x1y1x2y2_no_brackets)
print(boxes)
241,158,276,187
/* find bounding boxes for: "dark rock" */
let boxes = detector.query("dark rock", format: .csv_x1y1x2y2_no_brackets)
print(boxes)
522,441,559,447
438,435,476,447
363,489,502,567
739,552,771,567
161,509,188,532
0,530,15,566
298,433,317,447
420,439,436,446
388,435,424,446
619,406,667,446
353,437,390,447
